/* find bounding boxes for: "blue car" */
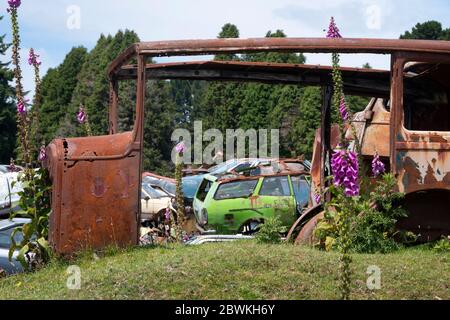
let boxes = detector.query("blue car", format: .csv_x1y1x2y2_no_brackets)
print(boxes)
0,218,31,275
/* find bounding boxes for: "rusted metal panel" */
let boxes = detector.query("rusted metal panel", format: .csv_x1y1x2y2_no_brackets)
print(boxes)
45,133,141,255
46,55,147,256
108,38,450,78
359,99,390,157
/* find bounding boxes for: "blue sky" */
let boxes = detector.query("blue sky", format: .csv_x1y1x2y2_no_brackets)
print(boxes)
1,0,449,96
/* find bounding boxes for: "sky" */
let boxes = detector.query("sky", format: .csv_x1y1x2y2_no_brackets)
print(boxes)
1,0,449,96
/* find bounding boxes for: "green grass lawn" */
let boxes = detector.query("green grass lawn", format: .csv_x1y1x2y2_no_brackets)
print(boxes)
0,241,448,300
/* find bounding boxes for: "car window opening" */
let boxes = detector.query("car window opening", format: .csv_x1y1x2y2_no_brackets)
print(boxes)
214,180,258,200
404,62,450,131
259,176,291,197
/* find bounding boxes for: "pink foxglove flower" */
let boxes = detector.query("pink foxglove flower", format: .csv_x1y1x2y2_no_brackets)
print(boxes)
164,207,171,220
314,193,321,204
7,0,21,11
77,105,86,124
175,141,186,154
28,48,41,66
326,17,342,38
339,96,349,121
371,152,385,177
331,149,359,197
38,146,47,162
17,98,27,115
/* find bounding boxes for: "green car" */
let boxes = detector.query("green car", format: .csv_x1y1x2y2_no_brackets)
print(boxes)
193,174,310,234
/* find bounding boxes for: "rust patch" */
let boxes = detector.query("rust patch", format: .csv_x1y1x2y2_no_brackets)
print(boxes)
92,177,107,198
424,165,438,184
402,157,422,190
429,134,447,143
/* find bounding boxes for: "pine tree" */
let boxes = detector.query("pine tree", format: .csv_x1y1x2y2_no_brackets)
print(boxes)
0,16,16,163
197,23,242,133
37,46,87,143
63,30,139,137
143,80,178,175
400,21,450,40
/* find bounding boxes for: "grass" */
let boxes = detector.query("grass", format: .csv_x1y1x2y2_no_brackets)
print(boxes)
0,241,448,300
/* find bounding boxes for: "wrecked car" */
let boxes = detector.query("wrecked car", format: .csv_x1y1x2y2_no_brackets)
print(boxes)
193,160,310,234
0,169,22,218
44,38,450,255
140,183,172,222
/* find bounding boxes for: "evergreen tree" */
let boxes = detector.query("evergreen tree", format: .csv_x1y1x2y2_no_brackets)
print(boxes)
400,21,450,40
197,23,242,132
63,30,139,137
143,80,178,175
0,15,16,163
37,46,87,143
237,30,306,156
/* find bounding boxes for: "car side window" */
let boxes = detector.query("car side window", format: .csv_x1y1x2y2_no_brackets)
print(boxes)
291,175,311,208
259,176,291,196
214,180,258,200
196,179,213,201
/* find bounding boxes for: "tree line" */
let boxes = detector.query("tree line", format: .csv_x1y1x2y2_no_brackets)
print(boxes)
0,20,449,174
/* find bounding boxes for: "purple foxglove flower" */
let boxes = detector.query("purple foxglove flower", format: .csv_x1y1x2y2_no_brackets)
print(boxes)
371,152,385,177
175,141,186,154
339,96,349,121
16,98,27,114
331,149,360,197
38,146,47,162
7,0,21,9
77,106,86,124
314,193,321,204
164,207,171,220
326,17,342,38
28,48,41,66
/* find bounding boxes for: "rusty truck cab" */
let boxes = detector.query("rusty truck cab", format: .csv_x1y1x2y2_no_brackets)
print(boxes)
45,38,450,255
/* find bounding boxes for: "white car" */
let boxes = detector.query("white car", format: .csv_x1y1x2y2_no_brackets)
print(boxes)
141,183,172,221
0,168,23,218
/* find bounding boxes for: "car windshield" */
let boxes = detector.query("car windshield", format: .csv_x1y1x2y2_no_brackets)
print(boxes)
214,179,258,200
142,184,168,198
208,159,239,175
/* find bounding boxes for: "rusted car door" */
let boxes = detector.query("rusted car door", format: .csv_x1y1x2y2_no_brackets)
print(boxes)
390,53,450,240
46,55,147,255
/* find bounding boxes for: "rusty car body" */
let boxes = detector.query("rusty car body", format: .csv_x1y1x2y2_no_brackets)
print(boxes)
44,38,450,255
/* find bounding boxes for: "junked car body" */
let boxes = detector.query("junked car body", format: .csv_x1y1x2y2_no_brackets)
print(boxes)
140,183,171,222
0,170,23,218
43,38,450,255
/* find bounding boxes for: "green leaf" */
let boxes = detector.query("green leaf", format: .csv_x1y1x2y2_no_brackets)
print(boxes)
17,244,30,271
325,236,336,252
